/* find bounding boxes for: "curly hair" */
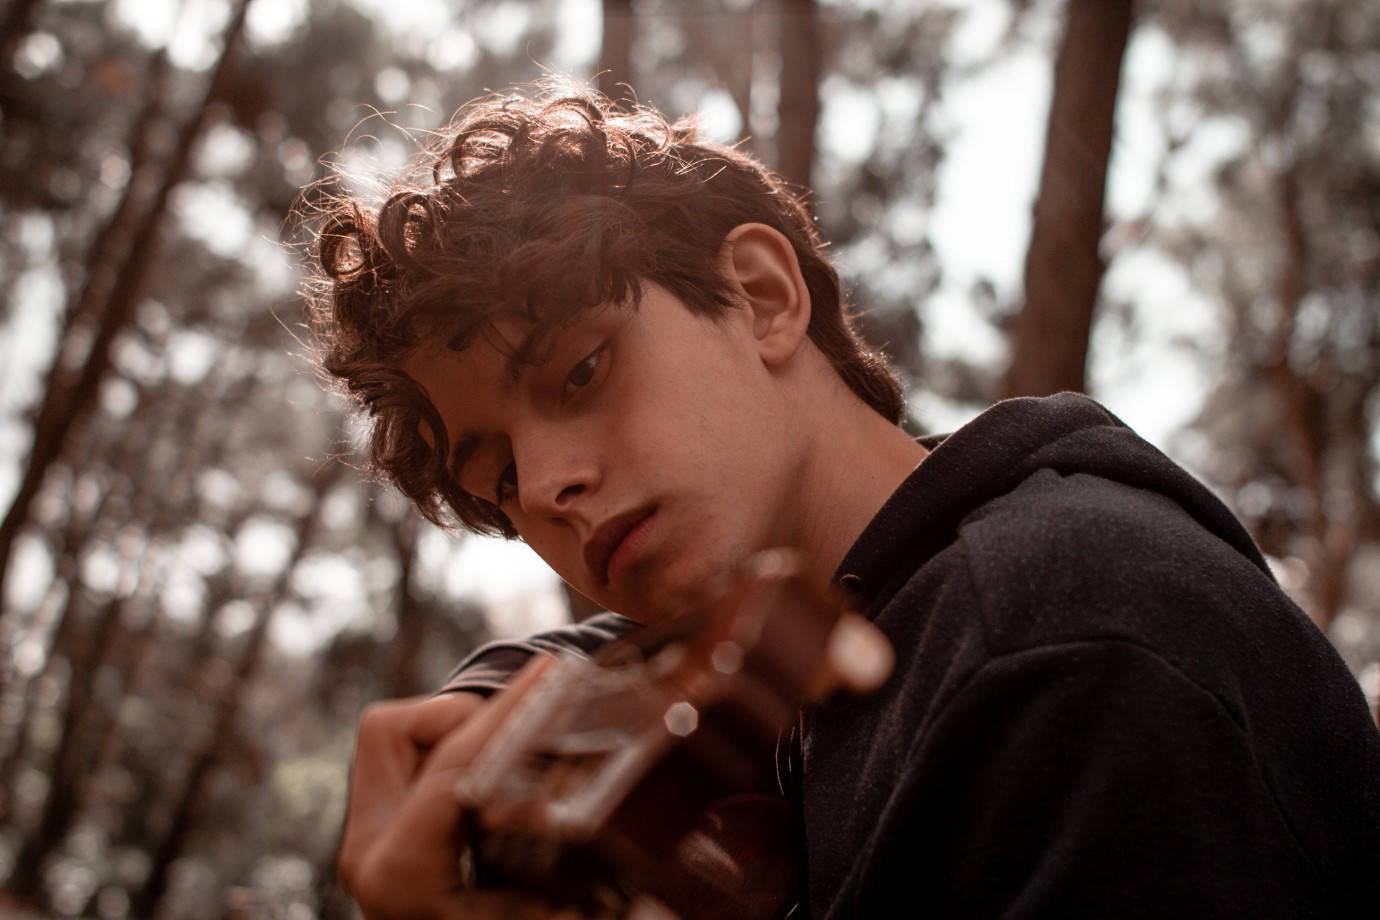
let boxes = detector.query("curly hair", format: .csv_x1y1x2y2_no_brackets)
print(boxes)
306,80,903,537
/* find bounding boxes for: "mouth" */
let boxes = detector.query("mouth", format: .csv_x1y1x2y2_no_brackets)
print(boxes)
583,506,656,587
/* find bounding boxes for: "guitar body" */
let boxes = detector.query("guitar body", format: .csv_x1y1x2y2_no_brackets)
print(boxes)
454,550,893,919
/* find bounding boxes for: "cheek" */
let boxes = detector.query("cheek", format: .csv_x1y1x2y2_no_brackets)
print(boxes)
606,361,704,468
608,329,787,508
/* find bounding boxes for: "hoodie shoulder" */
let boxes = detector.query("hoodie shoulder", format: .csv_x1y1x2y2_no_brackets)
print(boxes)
960,466,1261,631
954,469,1332,712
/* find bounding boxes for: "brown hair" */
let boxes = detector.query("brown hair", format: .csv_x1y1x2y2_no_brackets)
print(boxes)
307,80,903,536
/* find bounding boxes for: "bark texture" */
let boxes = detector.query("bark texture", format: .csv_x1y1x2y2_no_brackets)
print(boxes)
597,0,634,106
0,0,252,602
777,0,822,193
1004,0,1134,398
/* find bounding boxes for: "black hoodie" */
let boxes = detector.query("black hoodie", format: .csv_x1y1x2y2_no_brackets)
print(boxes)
441,394,1380,918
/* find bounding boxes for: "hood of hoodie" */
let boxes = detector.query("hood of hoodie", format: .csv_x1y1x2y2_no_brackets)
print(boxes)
834,393,1271,612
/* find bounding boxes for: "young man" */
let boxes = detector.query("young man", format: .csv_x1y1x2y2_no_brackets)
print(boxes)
311,83,1379,918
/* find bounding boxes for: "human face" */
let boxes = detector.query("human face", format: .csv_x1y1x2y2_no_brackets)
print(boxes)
404,283,812,623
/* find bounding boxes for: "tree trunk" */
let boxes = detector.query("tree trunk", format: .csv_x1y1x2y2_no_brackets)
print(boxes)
0,388,158,827
63,383,247,842
1004,0,1134,398
0,374,162,707
58,49,172,330
1264,162,1357,632
132,461,343,919
0,47,171,637
0,0,252,605
597,0,634,106
1,316,240,902
0,566,85,826
0,454,114,821
777,0,821,193
5,589,125,906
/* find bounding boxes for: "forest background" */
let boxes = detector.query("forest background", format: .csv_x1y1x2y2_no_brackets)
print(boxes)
0,0,1377,917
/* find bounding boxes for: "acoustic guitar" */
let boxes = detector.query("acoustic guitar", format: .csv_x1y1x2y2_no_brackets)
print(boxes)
453,549,894,919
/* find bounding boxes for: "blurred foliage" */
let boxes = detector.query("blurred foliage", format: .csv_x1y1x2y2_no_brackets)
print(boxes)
0,0,1376,917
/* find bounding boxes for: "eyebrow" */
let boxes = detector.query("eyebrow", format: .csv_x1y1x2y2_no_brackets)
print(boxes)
499,325,547,391
447,325,550,486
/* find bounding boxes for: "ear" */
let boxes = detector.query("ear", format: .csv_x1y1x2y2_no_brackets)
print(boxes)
719,223,812,366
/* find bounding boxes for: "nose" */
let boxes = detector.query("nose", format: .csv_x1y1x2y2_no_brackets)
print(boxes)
512,426,599,520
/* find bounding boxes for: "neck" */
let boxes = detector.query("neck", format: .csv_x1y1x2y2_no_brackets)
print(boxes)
790,387,927,588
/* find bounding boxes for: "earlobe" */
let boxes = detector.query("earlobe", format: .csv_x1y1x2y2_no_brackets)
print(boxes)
719,223,812,366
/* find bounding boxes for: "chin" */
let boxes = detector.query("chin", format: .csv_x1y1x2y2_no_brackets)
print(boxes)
605,589,682,625
638,561,735,624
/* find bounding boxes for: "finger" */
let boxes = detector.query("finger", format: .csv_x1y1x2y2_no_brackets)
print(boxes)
342,692,487,885
364,655,559,866
352,693,486,794
403,691,488,750
348,698,426,801
421,653,558,777
346,691,486,826
351,658,562,911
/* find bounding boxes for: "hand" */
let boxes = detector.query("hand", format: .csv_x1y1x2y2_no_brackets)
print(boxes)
338,657,560,920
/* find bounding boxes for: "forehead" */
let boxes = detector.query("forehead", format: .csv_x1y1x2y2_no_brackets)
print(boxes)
403,315,528,411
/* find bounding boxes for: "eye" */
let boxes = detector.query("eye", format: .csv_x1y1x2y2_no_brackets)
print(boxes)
494,462,517,505
561,345,607,403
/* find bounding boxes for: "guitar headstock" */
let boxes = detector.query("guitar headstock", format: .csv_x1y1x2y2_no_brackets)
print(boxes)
454,549,894,918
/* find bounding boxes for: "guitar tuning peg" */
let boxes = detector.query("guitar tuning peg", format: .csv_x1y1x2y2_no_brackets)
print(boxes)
710,640,745,675
824,613,894,694
663,701,699,738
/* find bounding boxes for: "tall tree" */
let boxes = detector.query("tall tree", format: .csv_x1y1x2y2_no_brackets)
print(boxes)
0,396,157,816
131,460,345,918
777,0,821,193
5,585,125,904
1004,0,1135,398
597,0,634,105
0,0,254,602
1153,0,1380,632
2,365,242,906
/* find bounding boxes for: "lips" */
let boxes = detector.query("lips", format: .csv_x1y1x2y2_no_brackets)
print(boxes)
583,506,655,586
